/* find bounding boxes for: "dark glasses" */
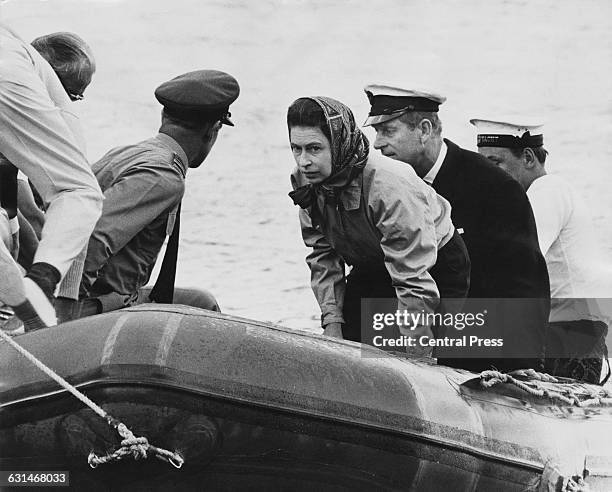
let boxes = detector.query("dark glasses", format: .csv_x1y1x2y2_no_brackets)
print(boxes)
68,92,84,102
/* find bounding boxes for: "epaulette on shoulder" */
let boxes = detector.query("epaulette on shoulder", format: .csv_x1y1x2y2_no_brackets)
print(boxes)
170,153,186,178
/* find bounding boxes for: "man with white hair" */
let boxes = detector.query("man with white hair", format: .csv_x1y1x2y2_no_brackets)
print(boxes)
472,118,609,384
0,25,103,330
9,31,98,272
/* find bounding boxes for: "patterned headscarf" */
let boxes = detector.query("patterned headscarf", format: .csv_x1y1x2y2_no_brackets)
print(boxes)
289,96,370,209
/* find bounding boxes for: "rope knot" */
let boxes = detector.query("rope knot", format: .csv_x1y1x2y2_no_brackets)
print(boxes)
88,422,184,469
479,370,508,388
121,436,149,460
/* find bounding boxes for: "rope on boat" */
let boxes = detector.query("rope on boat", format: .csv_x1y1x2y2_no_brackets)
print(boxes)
87,423,184,469
0,329,184,469
480,368,612,407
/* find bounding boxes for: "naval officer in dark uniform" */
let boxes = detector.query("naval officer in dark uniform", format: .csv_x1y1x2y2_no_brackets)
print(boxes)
363,85,550,372
65,70,240,319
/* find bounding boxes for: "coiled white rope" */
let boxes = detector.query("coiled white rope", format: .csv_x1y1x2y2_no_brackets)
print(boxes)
480,368,612,407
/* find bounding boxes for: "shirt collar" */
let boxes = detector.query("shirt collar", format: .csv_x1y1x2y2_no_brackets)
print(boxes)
155,133,189,174
423,141,447,185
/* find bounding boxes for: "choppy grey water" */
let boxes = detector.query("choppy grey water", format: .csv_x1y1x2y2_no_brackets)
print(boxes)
3,0,612,330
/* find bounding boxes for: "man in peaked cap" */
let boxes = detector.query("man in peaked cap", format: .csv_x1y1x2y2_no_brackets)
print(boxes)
63,70,239,319
363,85,551,373
472,118,610,383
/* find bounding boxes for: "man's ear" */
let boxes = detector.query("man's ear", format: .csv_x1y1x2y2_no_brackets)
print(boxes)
419,119,433,142
200,120,222,142
523,147,537,169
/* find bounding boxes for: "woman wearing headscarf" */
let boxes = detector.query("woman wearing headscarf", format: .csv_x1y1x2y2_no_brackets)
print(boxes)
288,96,469,353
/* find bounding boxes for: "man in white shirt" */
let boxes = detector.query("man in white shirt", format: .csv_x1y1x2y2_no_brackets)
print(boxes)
472,118,609,384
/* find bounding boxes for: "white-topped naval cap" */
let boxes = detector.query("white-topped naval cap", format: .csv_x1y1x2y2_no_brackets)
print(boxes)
470,118,543,137
363,84,446,126
364,84,447,102
470,117,544,148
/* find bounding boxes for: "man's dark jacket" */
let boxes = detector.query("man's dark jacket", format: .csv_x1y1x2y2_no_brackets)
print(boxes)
432,139,551,372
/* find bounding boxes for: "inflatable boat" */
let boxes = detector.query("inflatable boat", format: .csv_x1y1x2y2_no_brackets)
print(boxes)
1,305,611,491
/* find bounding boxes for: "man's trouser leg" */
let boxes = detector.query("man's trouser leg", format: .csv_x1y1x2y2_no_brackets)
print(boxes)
59,286,221,323
1,209,55,329
55,297,102,323
137,286,221,312
544,319,608,384
0,208,22,306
